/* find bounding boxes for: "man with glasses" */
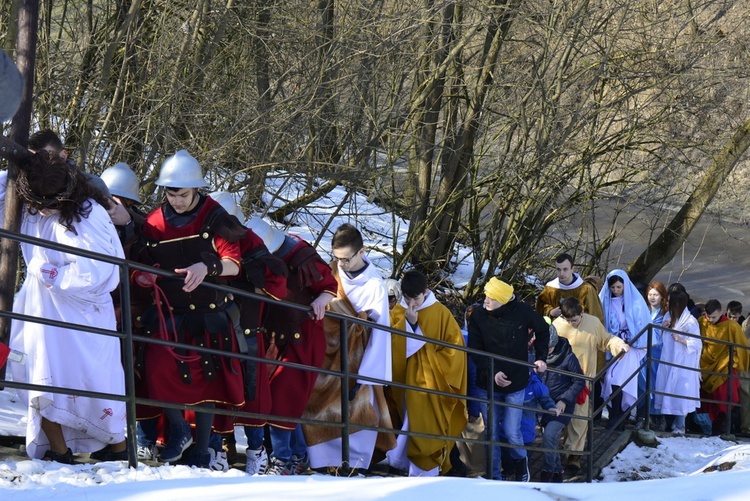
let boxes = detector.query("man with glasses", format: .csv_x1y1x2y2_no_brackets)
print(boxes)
536,252,606,467
303,223,392,473
551,297,628,475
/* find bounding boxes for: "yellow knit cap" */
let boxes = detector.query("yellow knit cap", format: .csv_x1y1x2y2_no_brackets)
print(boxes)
484,277,514,304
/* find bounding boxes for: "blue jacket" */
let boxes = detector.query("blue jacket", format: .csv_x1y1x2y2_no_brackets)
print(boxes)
498,372,556,444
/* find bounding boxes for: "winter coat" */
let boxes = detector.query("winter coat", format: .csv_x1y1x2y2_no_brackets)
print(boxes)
468,300,550,394
498,372,556,444
463,330,484,418
541,337,584,426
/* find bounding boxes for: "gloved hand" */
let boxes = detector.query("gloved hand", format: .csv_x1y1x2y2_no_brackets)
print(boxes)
132,269,159,288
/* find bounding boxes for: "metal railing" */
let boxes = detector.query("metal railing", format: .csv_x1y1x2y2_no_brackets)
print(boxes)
2,226,748,481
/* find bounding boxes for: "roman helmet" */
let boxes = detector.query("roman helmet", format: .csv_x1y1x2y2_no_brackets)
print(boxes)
247,216,286,254
385,278,402,303
100,162,142,203
209,191,246,221
155,150,208,188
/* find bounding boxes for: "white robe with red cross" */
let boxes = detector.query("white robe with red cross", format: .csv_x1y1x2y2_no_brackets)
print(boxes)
1,171,127,459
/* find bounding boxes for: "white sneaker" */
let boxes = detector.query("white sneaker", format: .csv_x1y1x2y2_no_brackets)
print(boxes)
266,457,294,476
137,444,157,461
208,448,230,472
245,446,269,475
290,453,309,475
672,427,686,436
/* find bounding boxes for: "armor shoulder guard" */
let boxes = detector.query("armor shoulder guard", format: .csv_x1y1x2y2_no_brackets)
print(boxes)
201,202,247,243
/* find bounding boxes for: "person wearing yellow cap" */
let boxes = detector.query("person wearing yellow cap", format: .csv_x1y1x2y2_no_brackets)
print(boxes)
467,277,550,482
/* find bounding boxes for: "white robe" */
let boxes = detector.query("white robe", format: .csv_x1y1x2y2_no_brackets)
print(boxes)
1,171,127,459
602,347,644,412
337,255,392,385
307,254,392,469
654,308,702,416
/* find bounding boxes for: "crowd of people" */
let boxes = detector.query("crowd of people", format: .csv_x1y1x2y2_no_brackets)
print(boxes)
2,133,750,483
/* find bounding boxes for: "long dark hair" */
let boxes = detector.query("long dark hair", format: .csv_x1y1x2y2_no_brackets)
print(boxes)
17,151,109,234
667,290,688,328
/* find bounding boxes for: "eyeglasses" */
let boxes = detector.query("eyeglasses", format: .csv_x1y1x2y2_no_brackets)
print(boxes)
332,249,361,265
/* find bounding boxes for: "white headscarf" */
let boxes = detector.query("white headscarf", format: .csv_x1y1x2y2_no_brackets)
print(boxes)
599,269,652,348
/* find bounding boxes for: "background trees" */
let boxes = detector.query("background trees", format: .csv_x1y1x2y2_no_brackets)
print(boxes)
3,0,750,304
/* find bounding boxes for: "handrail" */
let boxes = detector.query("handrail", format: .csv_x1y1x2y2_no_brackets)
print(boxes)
2,225,750,480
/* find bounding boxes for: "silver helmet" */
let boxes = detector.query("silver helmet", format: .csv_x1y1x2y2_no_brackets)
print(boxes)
385,278,402,303
155,150,208,188
100,162,141,203
247,216,286,253
209,191,245,221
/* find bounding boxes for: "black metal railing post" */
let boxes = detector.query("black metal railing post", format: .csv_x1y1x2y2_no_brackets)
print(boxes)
339,316,351,473
726,345,735,436
119,262,139,469
485,357,495,479
586,378,594,482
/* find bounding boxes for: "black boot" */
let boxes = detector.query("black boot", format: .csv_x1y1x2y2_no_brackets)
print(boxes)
513,457,529,482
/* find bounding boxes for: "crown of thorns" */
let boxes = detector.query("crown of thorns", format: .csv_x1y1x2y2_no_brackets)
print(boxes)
16,153,78,211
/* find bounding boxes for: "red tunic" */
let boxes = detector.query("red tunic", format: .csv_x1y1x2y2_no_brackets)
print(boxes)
218,228,288,429
135,196,245,407
236,235,338,429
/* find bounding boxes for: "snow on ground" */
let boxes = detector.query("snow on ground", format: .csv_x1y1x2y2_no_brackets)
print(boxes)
600,435,750,481
1,440,750,501
0,388,25,438
3,172,750,498
3,384,750,500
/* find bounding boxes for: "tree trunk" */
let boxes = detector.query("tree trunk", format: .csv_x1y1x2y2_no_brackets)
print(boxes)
427,0,520,270
0,0,38,350
401,1,450,271
628,116,750,283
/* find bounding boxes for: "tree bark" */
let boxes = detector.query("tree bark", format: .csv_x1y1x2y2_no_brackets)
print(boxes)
0,0,38,348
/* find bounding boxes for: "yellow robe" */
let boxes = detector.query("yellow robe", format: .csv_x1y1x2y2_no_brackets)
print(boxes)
390,301,467,473
536,282,604,323
552,313,626,378
553,313,626,453
699,317,750,394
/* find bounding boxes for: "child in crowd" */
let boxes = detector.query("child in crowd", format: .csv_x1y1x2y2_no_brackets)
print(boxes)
497,370,558,480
